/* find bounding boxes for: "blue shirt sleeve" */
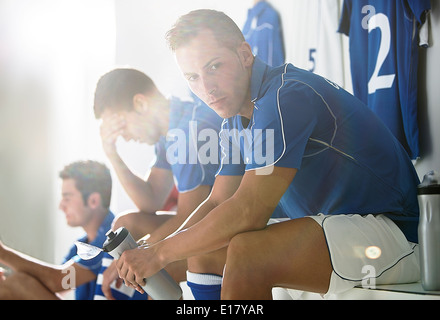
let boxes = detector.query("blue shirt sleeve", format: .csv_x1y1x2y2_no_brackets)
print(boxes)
216,119,246,176
243,81,319,172
337,0,352,36
186,102,222,188
271,82,319,170
153,100,223,192
152,137,172,171
408,0,431,24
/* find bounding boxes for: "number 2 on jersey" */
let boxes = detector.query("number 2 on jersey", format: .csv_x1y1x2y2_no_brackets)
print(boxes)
364,8,396,94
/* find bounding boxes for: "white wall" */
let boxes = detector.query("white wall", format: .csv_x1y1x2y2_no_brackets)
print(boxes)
414,1,440,180
0,0,116,263
114,0,252,96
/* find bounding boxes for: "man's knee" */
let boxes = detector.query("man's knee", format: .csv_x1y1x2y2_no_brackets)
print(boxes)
225,231,277,284
222,232,274,299
111,211,137,231
228,232,255,255
226,232,262,269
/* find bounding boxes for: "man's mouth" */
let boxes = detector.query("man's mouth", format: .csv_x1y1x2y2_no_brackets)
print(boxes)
209,97,226,108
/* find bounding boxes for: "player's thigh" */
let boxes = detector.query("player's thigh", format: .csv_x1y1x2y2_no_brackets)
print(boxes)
228,217,332,292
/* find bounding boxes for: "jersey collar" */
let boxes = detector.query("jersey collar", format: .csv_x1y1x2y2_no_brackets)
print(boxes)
250,56,269,104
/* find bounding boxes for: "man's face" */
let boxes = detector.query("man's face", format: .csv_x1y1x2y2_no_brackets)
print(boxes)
59,179,92,228
175,29,253,119
101,107,160,145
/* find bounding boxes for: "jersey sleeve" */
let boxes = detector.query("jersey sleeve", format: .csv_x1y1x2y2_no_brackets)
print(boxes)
408,0,431,24
216,120,246,176
152,137,172,171
168,102,223,192
266,80,319,170
190,103,223,186
337,0,352,36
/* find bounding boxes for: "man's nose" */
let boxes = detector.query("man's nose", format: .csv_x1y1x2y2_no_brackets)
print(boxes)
201,76,217,97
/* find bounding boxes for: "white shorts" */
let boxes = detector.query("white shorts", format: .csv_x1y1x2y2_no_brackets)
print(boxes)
312,214,419,297
277,214,420,298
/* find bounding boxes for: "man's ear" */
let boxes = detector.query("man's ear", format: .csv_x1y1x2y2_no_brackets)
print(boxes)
133,94,148,113
87,192,102,209
238,42,254,68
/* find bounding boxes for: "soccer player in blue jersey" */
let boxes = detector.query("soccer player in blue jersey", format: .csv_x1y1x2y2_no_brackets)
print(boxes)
93,68,223,299
0,161,114,300
115,10,421,300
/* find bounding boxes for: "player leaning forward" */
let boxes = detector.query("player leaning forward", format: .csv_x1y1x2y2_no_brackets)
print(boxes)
116,9,421,300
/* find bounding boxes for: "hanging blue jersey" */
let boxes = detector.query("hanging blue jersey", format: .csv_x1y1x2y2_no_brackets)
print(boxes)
242,1,285,67
153,97,223,193
217,57,420,242
338,0,431,160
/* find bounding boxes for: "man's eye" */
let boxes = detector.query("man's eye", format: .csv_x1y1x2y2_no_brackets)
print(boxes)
187,74,199,81
210,63,221,71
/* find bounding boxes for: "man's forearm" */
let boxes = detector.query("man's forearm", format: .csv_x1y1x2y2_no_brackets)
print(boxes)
158,195,262,266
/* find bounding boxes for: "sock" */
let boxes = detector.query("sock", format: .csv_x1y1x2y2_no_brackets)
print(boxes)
186,271,222,300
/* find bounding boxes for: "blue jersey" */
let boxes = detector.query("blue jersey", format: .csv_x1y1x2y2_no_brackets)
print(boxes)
154,97,223,193
63,212,114,300
338,0,431,160
242,1,285,67
218,57,420,242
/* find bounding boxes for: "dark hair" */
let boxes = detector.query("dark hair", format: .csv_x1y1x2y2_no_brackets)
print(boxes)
166,9,245,52
93,68,156,119
59,160,112,209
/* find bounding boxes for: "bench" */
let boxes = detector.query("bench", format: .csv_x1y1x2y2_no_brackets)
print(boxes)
272,282,440,300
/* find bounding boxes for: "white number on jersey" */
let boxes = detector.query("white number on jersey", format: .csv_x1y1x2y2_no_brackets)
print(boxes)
362,6,396,95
